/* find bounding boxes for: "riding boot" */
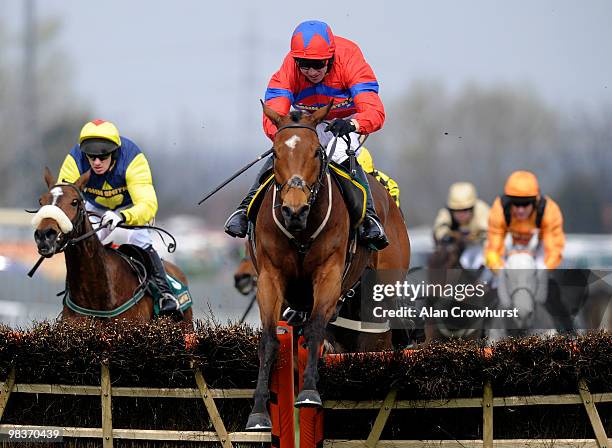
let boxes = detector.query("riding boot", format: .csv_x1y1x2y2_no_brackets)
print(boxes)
144,245,182,318
224,157,274,238
352,164,389,251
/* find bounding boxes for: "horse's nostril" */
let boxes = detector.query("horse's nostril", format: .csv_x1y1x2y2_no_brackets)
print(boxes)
281,206,292,218
297,205,310,218
35,228,57,244
235,274,250,283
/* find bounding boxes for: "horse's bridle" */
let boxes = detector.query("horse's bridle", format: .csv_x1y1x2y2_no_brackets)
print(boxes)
44,183,92,254
273,123,327,208
509,285,537,303
505,271,539,324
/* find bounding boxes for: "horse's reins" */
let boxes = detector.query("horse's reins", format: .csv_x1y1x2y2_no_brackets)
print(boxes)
271,122,351,254
28,183,177,277
503,266,540,324
503,250,541,310
28,183,91,277
273,122,331,207
28,183,176,317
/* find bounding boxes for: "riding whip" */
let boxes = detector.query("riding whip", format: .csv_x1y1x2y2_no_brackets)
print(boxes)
239,293,257,324
197,148,273,205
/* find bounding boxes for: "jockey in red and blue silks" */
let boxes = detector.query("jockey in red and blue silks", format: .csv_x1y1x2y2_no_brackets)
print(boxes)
224,20,389,250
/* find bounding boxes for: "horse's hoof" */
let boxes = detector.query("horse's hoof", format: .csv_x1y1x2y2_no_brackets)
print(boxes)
245,412,272,431
295,389,322,408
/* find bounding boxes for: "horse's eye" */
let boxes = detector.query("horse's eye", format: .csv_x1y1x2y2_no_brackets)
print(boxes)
71,199,79,207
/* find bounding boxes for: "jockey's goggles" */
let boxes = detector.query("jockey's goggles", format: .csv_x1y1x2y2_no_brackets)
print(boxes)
508,197,536,207
80,138,119,158
295,58,329,70
449,206,474,213
86,153,111,162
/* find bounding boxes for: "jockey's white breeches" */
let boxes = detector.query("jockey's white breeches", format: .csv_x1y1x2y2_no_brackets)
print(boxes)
85,202,152,248
316,122,362,164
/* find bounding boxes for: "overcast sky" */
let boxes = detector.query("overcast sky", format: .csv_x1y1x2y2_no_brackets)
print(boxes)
3,0,611,151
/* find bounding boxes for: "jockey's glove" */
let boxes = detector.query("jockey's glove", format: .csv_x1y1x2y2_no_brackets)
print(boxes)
485,250,504,273
325,118,357,138
101,210,125,231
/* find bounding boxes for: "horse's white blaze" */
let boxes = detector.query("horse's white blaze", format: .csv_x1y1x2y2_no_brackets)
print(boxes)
31,205,74,233
284,134,301,150
50,187,63,206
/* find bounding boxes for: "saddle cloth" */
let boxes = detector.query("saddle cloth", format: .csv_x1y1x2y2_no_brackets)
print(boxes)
116,245,193,316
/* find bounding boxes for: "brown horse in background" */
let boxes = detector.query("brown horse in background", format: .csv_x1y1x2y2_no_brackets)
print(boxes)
234,241,258,296
33,168,193,325
246,104,410,430
424,235,492,342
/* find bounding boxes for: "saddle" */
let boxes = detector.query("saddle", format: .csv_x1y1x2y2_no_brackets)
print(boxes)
115,245,193,316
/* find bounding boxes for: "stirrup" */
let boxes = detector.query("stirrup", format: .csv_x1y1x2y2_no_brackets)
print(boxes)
360,216,389,251
160,293,182,314
224,209,248,238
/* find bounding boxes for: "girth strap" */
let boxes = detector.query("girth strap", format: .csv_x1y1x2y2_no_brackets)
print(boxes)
63,250,148,318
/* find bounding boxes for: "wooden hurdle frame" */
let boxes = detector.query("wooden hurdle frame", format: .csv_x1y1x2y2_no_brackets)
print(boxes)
316,380,612,448
2,329,610,447
297,352,612,448
0,363,271,447
0,323,299,447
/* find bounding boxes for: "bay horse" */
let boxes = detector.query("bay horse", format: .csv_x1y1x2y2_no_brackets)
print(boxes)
246,103,410,430
234,241,258,296
423,235,492,342
32,168,193,325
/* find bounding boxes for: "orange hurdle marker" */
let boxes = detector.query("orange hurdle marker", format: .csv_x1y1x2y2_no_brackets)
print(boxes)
270,322,295,448
298,335,325,448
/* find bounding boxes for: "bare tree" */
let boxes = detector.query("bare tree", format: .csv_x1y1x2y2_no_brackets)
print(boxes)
372,81,563,228
0,14,89,207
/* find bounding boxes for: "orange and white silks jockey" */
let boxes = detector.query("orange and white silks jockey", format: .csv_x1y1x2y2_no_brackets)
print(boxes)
485,170,565,270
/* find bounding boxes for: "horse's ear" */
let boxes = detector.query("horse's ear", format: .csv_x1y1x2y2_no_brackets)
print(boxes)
261,100,284,126
309,101,334,126
74,170,91,191
44,167,56,189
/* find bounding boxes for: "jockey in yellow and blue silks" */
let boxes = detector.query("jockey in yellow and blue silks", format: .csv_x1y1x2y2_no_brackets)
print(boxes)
58,119,181,317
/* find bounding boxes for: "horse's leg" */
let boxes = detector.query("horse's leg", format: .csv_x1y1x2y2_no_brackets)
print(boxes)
295,260,343,407
246,268,284,431
424,318,436,344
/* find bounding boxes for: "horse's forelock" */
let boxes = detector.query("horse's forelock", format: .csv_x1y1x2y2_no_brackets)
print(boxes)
289,110,303,123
